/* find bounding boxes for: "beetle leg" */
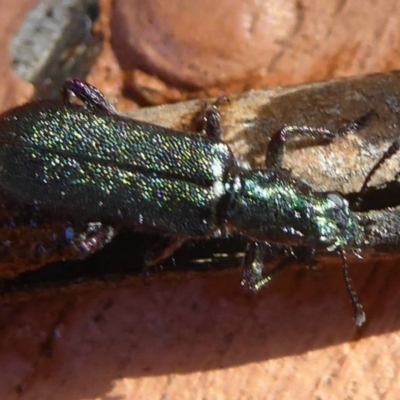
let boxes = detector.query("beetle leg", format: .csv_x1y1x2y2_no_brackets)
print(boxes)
242,242,318,291
72,223,116,255
0,201,116,268
242,241,293,291
144,236,186,267
199,96,230,139
266,110,377,170
62,79,117,114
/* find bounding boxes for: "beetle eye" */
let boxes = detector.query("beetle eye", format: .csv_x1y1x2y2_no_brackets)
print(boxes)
326,192,350,229
327,192,348,210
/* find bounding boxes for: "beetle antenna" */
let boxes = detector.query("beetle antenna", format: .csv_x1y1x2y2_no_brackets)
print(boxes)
339,248,365,326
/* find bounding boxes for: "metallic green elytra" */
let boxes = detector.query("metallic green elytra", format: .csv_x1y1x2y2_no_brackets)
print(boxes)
0,79,370,325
